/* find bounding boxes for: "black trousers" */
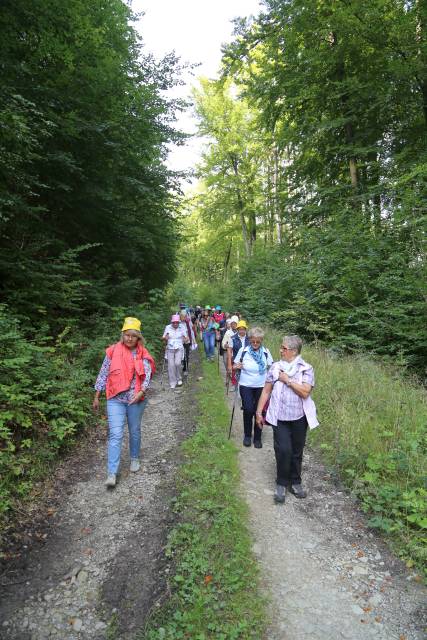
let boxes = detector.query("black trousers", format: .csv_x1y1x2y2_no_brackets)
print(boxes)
182,343,191,372
272,416,308,486
239,385,263,442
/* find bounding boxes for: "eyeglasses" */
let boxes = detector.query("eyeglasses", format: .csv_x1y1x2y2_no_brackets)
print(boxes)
250,339,262,344
280,345,294,351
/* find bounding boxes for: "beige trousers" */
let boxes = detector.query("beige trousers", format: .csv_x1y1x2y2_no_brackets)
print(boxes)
166,348,183,387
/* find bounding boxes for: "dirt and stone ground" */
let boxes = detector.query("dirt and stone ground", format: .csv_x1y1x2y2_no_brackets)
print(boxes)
0,354,200,640
1,350,426,640
224,360,427,640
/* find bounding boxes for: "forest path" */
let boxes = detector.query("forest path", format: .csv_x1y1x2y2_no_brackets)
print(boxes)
223,361,426,640
0,354,200,639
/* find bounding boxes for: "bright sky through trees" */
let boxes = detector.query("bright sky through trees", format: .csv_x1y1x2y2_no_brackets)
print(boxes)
132,0,261,177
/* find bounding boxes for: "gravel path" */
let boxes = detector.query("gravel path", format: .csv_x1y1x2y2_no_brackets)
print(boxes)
225,365,427,640
0,357,200,640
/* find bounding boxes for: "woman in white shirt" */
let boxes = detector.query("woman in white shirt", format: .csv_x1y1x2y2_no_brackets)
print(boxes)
233,327,273,448
162,314,189,389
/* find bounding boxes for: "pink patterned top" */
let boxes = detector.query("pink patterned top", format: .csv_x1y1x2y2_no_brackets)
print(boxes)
265,357,316,425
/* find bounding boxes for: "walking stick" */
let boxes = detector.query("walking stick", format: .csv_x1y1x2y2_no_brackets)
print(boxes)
225,371,230,395
217,341,220,375
160,345,167,387
228,378,239,439
185,344,190,376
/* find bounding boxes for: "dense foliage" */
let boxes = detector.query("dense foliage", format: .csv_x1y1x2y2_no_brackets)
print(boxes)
0,0,183,327
180,0,426,369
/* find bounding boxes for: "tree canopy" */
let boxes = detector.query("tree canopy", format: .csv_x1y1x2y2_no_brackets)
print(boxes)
180,0,426,368
0,0,184,328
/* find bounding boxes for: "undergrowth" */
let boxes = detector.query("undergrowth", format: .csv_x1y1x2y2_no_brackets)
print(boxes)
265,329,427,579
141,359,267,639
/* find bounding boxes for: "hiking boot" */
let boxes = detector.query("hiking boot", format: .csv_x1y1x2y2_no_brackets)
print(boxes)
274,484,286,503
130,459,140,472
105,474,116,488
290,484,307,498
253,440,262,449
243,436,252,447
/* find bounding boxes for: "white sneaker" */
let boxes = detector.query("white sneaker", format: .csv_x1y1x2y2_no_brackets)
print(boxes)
105,474,116,487
130,459,140,472
177,380,183,386
170,384,176,389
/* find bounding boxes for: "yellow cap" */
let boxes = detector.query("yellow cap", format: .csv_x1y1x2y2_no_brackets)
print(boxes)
121,317,141,332
236,319,247,329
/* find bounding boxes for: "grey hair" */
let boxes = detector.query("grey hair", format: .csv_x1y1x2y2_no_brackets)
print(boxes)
248,327,264,340
121,330,144,344
283,335,302,354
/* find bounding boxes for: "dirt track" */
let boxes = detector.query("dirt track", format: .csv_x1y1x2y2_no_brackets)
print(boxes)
1,349,426,640
0,355,200,639
224,359,427,640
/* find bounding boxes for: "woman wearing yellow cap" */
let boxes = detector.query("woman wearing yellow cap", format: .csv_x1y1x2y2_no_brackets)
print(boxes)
227,319,249,378
93,317,156,487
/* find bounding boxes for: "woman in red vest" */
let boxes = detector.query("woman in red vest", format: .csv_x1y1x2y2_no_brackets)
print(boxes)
93,317,156,487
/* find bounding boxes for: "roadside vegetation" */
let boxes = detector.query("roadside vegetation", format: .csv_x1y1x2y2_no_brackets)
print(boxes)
142,359,267,640
265,329,427,579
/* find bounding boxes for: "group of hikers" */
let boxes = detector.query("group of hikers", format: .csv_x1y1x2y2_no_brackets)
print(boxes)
93,304,318,503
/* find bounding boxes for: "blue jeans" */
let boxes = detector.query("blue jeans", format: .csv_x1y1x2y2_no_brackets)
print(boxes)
203,331,216,359
106,398,147,474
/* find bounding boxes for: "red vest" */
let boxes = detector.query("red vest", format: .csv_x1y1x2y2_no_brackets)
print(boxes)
105,342,156,400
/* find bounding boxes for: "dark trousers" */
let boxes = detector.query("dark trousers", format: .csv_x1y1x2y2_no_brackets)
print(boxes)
272,416,308,486
182,343,190,372
239,385,263,442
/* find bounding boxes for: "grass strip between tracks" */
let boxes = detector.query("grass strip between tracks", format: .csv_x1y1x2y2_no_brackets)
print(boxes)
141,358,267,639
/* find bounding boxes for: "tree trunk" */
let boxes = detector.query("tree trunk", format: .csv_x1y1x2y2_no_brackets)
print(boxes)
223,237,232,282
230,155,251,257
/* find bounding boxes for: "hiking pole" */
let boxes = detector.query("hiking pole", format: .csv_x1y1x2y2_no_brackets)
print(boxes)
228,379,239,440
185,345,190,377
217,342,220,375
225,371,230,395
160,345,167,387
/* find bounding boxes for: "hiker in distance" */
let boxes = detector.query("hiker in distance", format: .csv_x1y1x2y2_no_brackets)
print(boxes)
179,307,197,376
233,327,273,448
222,314,239,369
93,317,156,488
162,314,189,389
255,334,318,504
227,319,249,384
200,306,218,362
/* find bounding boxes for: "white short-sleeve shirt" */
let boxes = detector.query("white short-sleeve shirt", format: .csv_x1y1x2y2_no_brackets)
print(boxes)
234,346,273,388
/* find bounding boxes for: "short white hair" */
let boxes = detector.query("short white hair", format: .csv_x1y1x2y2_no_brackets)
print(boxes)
248,327,264,340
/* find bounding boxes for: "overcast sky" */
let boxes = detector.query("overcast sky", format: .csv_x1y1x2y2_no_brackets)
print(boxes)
132,0,261,180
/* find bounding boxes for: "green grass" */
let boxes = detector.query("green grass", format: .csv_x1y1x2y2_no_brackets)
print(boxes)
265,329,427,578
141,359,268,640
